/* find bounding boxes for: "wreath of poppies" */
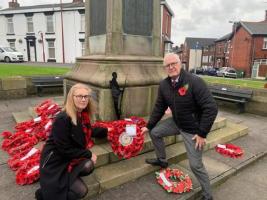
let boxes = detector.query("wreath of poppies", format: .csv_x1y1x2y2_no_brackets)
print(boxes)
156,168,193,193
215,143,244,158
93,116,146,159
1,99,58,185
1,99,147,185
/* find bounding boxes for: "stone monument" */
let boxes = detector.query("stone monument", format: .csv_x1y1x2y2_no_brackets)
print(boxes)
64,0,165,120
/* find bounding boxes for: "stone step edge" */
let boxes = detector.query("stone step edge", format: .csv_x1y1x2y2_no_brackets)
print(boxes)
92,117,227,168
83,123,248,198
180,151,267,200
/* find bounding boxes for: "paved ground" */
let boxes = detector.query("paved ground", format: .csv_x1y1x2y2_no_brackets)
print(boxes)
0,96,266,200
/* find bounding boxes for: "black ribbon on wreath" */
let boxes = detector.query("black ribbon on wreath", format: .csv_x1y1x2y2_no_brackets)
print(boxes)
109,72,124,119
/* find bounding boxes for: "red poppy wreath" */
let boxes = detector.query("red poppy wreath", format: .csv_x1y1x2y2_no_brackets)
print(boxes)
215,143,244,158
156,168,193,193
93,117,146,159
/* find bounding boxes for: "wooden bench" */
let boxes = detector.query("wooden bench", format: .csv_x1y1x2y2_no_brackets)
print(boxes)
209,85,253,113
31,76,64,96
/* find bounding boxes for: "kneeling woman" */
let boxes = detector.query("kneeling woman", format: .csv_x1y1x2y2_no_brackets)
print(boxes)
36,83,107,200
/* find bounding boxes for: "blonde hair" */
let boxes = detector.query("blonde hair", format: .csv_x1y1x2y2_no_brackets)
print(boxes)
63,83,96,125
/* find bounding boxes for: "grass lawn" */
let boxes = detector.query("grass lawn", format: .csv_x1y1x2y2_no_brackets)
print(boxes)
0,63,70,78
202,75,267,89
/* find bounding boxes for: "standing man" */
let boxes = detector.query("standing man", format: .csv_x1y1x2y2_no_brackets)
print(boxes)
142,53,217,200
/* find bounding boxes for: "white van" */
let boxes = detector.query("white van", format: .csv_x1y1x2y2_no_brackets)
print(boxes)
0,47,24,62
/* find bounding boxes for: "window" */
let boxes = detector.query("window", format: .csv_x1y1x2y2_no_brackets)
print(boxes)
7,17,14,34
9,41,16,49
165,14,170,34
202,56,208,63
209,56,214,62
80,14,85,32
27,16,34,33
81,41,85,56
47,41,55,58
46,15,54,33
263,38,267,49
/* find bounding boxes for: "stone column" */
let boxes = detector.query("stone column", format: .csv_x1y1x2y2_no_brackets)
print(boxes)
65,0,165,120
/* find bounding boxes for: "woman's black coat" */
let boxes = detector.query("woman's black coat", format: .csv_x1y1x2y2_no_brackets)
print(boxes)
39,111,106,200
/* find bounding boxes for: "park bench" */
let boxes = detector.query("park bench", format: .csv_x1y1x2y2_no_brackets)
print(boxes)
209,85,253,113
31,76,64,96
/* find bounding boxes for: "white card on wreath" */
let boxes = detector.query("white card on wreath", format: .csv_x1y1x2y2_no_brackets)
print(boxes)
126,124,136,136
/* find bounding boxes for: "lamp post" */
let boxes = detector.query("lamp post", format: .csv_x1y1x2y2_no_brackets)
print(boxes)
38,31,45,62
229,21,238,68
194,41,199,74
60,0,65,63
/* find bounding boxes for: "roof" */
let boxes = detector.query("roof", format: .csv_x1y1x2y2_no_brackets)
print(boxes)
0,2,84,13
240,21,267,35
184,37,217,49
160,0,174,16
215,32,232,42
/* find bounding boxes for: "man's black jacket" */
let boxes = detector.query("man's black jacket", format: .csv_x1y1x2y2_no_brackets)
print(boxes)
147,69,218,138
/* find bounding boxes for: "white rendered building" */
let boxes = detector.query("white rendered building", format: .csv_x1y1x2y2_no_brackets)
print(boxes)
0,0,173,63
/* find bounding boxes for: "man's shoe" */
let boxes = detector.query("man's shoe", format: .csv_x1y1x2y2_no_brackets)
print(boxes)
35,188,43,200
200,196,213,200
145,158,168,168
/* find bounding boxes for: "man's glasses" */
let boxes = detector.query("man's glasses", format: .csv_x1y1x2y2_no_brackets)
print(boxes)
73,95,91,100
164,62,178,69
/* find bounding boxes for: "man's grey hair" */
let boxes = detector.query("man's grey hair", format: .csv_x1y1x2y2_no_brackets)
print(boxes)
163,53,181,65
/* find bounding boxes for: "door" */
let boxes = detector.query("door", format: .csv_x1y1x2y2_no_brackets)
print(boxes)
251,63,259,79
29,41,36,62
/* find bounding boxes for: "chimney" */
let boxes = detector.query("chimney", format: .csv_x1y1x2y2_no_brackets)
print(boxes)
9,0,20,8
72,0,83,3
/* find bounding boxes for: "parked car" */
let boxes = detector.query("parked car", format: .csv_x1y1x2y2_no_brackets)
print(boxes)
203,67,218,76
0,46,24,62
189,67,204,75
216,67,237,78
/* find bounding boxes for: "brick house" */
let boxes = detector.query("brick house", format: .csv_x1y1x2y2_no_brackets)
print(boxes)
201,43,216,69
228,12,267,78
161,0,174,55
182,37,216,71
214,33,232,68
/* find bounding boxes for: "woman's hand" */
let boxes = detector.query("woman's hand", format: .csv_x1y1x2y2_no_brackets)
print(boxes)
91,153,97,165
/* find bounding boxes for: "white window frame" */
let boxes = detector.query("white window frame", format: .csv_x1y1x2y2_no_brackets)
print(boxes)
263,38,267,49
46,15,54,33
27,16,34,33
7,17,14,34
80,14,85,32
47,41,55,59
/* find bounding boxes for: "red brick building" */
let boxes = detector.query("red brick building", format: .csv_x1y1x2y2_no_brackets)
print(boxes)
214,33,232,68
228,13,267,78
161,0,174,55
181,37,216,71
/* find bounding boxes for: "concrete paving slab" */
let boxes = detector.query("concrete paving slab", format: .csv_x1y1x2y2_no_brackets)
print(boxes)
0,163,39,200
178,156,232,180
212,155,267,200
12,111,32,123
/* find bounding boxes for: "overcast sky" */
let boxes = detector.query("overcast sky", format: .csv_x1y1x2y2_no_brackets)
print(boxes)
0,0,266,46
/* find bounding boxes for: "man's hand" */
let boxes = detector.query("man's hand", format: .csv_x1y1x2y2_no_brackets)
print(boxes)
91,153,97,165
141,127,149,135
192,134,206,150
